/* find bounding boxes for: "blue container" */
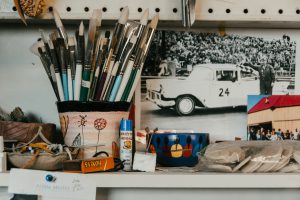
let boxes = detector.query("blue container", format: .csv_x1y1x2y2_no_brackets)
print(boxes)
148,133,209,167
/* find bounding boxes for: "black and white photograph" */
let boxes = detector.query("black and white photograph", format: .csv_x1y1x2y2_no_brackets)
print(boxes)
140,30,297,141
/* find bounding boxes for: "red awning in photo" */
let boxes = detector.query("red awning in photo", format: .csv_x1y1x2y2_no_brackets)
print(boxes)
248,95,300,114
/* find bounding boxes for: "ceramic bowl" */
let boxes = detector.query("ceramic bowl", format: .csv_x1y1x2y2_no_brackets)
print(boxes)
148,133,209,167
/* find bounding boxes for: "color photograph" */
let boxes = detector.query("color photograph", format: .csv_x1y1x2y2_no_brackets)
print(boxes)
247,95,300,141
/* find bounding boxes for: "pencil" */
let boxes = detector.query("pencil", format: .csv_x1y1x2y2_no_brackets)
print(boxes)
74,21,85,100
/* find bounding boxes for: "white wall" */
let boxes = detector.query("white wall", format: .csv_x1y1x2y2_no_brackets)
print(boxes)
2,24,300,200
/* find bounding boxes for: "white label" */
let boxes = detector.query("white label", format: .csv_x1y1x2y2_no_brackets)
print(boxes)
8,169,96,200
81,80,91,88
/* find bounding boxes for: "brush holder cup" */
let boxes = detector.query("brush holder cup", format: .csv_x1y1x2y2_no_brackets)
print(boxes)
148,133,209,167
57,101,131,159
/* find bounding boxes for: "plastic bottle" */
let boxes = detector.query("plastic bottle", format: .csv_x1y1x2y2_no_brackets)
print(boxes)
120,119,133,171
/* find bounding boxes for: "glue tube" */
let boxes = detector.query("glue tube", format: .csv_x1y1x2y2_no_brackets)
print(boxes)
120,119,133,171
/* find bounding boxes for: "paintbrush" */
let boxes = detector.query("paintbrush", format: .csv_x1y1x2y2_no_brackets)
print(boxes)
88,10,103,99
114,10,149,101
92,31,110,100
109,35,137,102
39,29,52,60
68,37,76,100
66,47,73,100
32,42,60,100
57,38,69,101
74,21,85,100
97,7,129,100
48,39,65,101
80,9,101,101
102,23,137,101
122,14,159,102
132,9,149,56
89,37,104,100
97,31,110,80
52,8,68,47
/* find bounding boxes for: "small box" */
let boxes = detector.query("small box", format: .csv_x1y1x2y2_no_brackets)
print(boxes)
81,157,115,173
133,152,156,172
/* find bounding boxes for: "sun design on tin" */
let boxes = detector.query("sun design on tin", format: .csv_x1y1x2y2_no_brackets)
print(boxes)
78,115,87,146
94,118,107,153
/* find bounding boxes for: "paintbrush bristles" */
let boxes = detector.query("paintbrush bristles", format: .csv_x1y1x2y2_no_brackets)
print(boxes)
79,21,84,36
105,31,110,38
149,14,159,29
94,9,102,26
48,39,54,49
52,8,63,27
130,35,138,44
119,6,129,24
30,43,40,56
37,41,45,51
92,9,102,20
68,37,75,46
39,29,48,43
140,9,149,25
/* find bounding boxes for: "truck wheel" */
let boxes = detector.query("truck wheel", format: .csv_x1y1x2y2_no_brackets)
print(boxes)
175,96,195,116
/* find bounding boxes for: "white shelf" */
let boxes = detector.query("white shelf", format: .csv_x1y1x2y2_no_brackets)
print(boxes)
2,171,300,188
2,0,300,28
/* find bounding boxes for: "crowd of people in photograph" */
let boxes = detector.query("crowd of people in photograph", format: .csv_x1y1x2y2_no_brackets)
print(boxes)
143,31,296,77
248,127,300,141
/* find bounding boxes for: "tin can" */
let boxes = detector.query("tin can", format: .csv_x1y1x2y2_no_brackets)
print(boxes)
120,119,133,171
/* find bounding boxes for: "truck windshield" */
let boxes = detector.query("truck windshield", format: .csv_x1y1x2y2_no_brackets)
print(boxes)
216,70,238,82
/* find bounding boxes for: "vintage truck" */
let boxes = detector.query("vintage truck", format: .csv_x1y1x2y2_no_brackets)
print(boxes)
146,64,261,116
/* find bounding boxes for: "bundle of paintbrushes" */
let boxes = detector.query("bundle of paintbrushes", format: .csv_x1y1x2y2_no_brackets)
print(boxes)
30,7,159,102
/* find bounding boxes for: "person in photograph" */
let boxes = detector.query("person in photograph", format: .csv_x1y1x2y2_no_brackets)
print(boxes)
292,128,299,140
261,130,270,141
256,129,261,140
282,130,291,140
276,128,282,137
266,129,271,140
243,57,275,95
270,129,278,141
158,58,169,76
249,127,257,140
